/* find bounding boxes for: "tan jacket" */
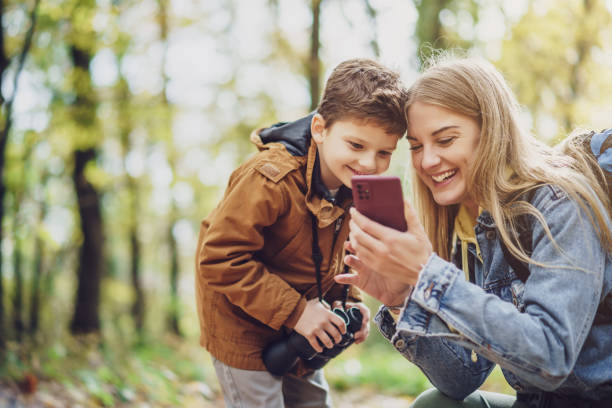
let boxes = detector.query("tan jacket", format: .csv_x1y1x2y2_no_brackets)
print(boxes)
195,123,360,372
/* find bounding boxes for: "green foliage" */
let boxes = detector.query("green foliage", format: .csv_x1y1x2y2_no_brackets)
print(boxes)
327,342,431,396
498,0,612,139
0,331,219,407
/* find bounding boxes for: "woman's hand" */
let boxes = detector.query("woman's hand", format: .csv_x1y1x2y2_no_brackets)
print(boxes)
336,246,413,306
336,200,433,304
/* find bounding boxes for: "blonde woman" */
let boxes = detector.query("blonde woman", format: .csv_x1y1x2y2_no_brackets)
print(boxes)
336,56,612,408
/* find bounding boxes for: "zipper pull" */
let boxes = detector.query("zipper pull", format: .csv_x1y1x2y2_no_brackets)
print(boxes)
471,349,478,363
335,215,343,233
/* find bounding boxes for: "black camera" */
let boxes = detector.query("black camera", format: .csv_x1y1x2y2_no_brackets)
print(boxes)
262,306,363,376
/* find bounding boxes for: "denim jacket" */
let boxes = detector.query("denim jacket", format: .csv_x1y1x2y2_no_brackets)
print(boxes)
375,185,612,403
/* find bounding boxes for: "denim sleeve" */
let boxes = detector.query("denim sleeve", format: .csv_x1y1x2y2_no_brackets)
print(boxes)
375,305,496,400
381,187,606,393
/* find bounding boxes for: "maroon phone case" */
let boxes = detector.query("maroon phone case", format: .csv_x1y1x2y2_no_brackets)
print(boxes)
351,175,407,232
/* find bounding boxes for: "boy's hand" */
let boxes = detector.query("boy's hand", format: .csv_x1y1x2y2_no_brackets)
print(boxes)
294,298,347,353
332,301,370,344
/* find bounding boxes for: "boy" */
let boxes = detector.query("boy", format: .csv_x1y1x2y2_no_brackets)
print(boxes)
195,58,407,407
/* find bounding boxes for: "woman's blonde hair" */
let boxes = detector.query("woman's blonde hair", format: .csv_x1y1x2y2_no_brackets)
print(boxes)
407,54,612,263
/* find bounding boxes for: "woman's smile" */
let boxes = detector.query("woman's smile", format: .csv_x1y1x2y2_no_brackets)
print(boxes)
431,169,458,184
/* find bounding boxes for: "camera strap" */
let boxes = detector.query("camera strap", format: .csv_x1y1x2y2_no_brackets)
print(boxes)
310,213,349,306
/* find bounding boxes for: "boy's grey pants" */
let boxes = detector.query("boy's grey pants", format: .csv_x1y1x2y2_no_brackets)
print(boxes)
212,357,333,408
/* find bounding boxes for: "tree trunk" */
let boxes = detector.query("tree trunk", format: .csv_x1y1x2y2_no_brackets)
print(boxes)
157,0,181,336
414,0,452,65
117,74,145,335
130,224,144,333
29,229,44,335
11,212,24,341
0,0,10,348
67,9,103,333
364,0,380,57
563,0,594,131
0,0,40,347
309,0,322,111
70,148,103,334
29,188,47,335
167,222,180,335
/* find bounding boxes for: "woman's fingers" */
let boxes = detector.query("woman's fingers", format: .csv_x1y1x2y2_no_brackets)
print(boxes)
344,239,355,254
349,218,387,264
334,264,361,285
343,253,372,277
350,207,397,241
403,200,426,235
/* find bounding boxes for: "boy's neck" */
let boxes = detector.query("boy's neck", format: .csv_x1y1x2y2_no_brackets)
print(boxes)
312,153,345,204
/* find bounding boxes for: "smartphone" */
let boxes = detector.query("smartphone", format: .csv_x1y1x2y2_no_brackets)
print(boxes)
351,175,407,232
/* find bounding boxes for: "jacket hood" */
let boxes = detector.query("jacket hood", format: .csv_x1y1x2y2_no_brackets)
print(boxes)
253,113,315,156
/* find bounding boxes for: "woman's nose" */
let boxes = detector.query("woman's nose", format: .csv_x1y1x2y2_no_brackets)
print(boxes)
420,146,441,169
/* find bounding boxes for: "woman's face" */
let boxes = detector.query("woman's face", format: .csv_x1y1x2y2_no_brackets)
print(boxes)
408,101,481,210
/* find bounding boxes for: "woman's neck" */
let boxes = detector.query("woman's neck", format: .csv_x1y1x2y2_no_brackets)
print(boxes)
463,199,479,220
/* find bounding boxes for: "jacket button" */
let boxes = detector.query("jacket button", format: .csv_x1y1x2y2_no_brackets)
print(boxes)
485,230,496,240
395,339,405,348
424,282,434,300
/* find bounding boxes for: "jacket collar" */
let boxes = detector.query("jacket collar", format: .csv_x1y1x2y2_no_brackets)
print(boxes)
305,138,352,228
477,211,495,226
253,114,352,228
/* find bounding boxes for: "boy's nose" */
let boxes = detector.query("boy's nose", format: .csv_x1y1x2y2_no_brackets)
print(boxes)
358,153,377,172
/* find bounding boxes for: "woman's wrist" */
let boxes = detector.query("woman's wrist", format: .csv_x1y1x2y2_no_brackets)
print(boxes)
384,286,413,313
385,304,404,315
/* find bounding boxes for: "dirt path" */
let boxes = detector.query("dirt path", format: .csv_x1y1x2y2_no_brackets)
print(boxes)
1,380,414,407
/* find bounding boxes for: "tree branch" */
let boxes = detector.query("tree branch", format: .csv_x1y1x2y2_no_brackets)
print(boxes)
0,0,41,150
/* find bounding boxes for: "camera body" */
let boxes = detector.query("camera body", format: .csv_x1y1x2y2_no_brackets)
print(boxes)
262,306,363,376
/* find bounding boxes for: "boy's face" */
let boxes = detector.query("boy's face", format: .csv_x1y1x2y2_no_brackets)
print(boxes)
311,114,400,190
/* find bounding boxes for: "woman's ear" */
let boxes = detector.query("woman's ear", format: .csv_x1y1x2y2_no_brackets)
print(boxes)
311,113,326,144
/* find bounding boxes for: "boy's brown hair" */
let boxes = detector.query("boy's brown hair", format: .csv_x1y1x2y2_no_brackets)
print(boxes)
317,58,408,136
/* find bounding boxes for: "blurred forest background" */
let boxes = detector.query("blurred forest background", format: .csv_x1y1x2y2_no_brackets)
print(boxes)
0,0,611,406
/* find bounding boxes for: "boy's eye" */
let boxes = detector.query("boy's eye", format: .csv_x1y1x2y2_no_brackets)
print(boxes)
349,142,363,149
378,151,392,158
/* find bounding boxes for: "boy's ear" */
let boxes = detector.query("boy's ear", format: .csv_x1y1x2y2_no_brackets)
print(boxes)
311,114,326,144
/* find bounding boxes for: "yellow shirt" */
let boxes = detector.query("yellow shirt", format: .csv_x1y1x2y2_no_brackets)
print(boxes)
451,204,483,282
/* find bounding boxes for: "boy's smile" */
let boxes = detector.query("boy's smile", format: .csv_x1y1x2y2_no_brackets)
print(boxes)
311,114,400,190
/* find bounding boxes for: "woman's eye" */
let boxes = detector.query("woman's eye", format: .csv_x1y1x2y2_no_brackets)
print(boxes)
438,137,455,145
409,144,422,152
